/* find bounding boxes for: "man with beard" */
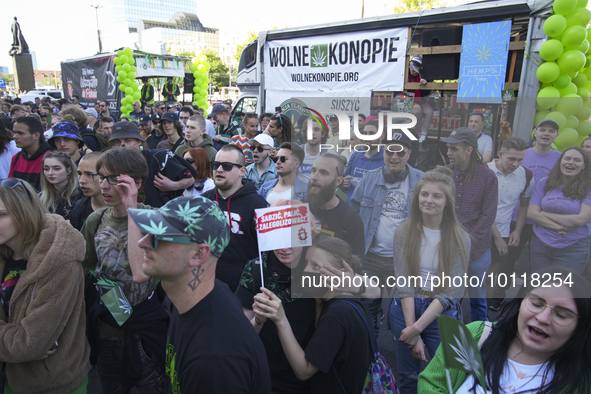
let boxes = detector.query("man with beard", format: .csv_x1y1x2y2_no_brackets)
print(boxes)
201,144,269,291
350,131,424,331
299,119,336,183
307,152,365,258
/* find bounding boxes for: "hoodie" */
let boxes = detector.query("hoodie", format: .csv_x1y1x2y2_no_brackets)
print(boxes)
0,214,90,394
174,133,217,162
202,180,269,291
8,140,53,191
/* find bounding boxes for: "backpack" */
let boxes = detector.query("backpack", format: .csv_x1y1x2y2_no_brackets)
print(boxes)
331,300,397,394
80,130,110,151
521,167,533,197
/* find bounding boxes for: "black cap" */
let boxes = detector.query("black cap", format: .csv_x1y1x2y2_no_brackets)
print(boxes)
108,121,146,145
151,114,161,123
441,127,478,147
139,114,151,125
161,112,178,122
385,130,414,149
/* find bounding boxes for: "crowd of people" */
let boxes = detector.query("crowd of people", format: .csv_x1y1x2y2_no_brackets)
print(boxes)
0,90,591,394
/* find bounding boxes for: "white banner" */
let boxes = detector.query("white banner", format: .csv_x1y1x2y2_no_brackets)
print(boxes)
255,204,313,252
135,58,186,77
264,28,408,93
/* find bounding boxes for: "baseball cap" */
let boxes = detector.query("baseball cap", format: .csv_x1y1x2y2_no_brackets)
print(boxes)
161,112,178,123
209,104,228,118
108,121,146,145
536,118,560,130
411,56,423,65
128,196,230,257
151,114,161,124
84,107,98,118
139,114,152,125
252,134,274,148
441,127,478,147
48,121,85,149
385,130,414,149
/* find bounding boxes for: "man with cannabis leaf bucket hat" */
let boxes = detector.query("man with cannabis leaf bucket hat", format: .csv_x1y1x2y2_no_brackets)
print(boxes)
127,196,271,393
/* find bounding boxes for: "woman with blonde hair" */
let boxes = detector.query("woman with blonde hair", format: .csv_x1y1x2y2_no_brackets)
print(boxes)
0,178,90,393
390,166,470,394
40,151,82,221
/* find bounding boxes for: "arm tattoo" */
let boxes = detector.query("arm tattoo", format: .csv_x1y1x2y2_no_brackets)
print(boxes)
188,267,204,291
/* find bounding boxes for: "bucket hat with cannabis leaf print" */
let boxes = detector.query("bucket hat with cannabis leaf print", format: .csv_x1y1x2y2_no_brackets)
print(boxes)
128,196,230,257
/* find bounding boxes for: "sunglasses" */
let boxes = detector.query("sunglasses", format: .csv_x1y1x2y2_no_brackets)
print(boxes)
148,234,193,250
275,155,289,163
384,145,407,158
211,161,243,171
0,178,33,200
185,158,195,164
250,146,270,153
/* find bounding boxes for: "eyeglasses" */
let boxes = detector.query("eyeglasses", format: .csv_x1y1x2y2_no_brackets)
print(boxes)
211,161,243,171
148,234,193,250
159,107,165,110
133,104,139,107
524,293,580,326
185,158,195,164
250,146,270,153
276,155,289,163
0,178,33,201
99,104,106,107
384,146,407,158
91,173,120,185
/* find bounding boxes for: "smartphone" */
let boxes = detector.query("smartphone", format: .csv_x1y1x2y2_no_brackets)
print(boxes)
275,106,281,113
247,150,253,162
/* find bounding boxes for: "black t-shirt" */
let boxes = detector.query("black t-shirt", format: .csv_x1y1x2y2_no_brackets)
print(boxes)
235,252,316,394
166,279,271,394
0,257,27,317
305,298,372,394
70,196,95,231
310,199,366,259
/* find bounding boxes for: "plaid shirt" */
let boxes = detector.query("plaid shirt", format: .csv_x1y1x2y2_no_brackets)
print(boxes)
448,163,498,261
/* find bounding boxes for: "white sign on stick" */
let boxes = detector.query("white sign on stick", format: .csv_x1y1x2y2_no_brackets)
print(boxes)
255,204,313,252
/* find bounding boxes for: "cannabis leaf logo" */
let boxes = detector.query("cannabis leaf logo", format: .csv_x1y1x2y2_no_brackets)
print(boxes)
140,220,168,235
118,297,132,314
450,328,484,382
311,44,328,68
135,210,156,217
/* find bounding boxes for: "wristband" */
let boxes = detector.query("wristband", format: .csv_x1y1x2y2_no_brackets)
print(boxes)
255,317,263,325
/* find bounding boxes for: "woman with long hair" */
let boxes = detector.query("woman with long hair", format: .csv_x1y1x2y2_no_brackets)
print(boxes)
253,237,374,394
156,113,184,151
390,166,470,394
182,147,215,197
0,178,90,393
419,267,591,394
0,120,19,178
527,146,591,274
581,136,591,157
266,113,292,151
40,151,82,221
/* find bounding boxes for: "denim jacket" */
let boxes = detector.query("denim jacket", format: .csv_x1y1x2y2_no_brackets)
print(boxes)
258,175,307,202
350,164,423,255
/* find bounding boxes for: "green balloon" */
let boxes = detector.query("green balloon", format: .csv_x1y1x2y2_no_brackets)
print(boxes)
120,55,129,64
118,70,128,80
116,75,124,84
115,65,122,73
123,47,133,57
199,89,207,96
559,82,579,96
537,86,561,108
548,111,568,128
575,105,591,120
558,49,586,72
118,84,126,92
535,110,551,125
122,63,131,72
121,78,130,86
579,119,591,135
555,127,579,146
194,78,202,86
189,64,197,72
113,57,121,65
562,26,587,48
553,74,572,88
540,39,565,61
131,81,139,90
585,96,591,108
578,86,591,99
573,72,588,86
553,0,578,15
565,7,591,28
537,62,561,83
125,87,133,96
193,71,200,78
566,114,580,128
576,39,590,54
193,86,199,93
128,72,136,80
133,92,141,101
556,94,584,115
578,0,588,7
120,99,127,106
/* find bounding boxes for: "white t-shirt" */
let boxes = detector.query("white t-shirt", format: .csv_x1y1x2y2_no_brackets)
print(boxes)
369,176,410,257
420,227,441,290
182,177,215,197
266,187,292,205
477,133,493,155
1,141,20,178
456,360,553,394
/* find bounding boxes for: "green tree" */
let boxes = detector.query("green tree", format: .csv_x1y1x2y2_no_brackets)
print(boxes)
233,30,258,65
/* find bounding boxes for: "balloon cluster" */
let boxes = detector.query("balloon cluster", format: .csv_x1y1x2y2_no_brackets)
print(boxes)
189,54,210,117
536,0,591,150
114,47,140,119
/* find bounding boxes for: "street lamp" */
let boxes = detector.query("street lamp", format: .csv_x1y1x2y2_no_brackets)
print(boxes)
90,5,103,54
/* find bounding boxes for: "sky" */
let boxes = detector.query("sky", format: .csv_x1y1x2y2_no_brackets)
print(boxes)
0,0,478,73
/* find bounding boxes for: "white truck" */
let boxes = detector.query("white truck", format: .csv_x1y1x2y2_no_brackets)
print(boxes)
234,0,551,143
